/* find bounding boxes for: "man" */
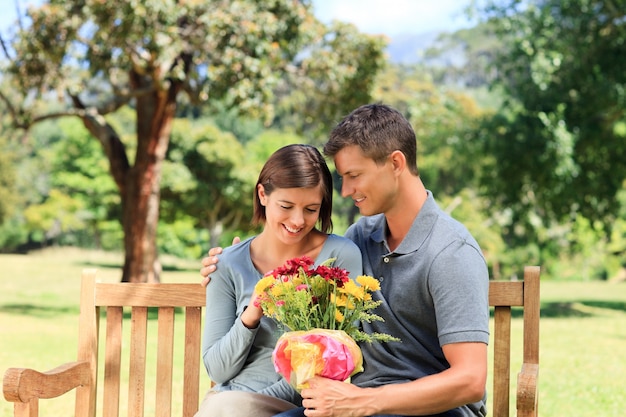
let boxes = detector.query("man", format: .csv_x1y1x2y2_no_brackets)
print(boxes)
201,104,490,417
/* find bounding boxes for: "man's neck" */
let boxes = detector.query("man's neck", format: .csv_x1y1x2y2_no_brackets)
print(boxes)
385,176,427,252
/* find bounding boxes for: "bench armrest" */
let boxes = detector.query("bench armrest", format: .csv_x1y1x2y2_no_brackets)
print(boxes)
516,363,539,417
3,361,91,403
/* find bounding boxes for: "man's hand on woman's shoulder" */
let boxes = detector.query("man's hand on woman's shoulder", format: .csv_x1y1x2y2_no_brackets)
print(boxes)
199,237,241,287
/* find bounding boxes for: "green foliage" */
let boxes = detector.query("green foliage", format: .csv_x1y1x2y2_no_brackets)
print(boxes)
370,65,487,196
273,21,387,143
162,119,254,248
246,129,305,163
0,220,29,250
22,118,120,247
3,0,316,120
477,0,626,227
453,0,626,279
205,100,265,144
23,189,84,240
423,22,503,92
0,135,18,224
157,217,208,259
0,118,53,250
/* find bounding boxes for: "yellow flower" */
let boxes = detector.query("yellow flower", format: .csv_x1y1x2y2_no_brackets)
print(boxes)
265,303,277,315
335,310,345,323
340,280,364,300
255,275,275,293
356,275,381,291
271,281,294,297
331,293,349,307
269,286,281,297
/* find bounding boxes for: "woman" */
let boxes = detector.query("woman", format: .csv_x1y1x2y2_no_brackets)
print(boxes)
195,144,362,417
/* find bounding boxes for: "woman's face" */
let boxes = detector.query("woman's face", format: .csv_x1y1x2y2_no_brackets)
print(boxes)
258,185,323,244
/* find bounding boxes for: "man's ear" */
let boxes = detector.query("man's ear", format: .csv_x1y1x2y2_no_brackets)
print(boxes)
390,150,407,174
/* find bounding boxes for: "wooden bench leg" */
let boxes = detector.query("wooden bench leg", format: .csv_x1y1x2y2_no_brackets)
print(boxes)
14,398,38,417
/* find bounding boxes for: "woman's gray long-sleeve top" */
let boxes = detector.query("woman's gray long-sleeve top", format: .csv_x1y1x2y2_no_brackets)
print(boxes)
202,234,362,404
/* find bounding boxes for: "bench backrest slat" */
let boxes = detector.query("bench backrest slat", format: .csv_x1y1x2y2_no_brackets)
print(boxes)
182,307,203,417
103,306,123,417
156,307,175,417
492,306,512,416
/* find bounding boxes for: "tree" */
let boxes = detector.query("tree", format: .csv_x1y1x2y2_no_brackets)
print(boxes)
271,20,387,143
371,64,486,196
0,131,17,226
423,23,503,91
371,64,513,275
161,119,254,250
476,0,626,230
0,0,385,282
44,118,120,248
0,96,22,230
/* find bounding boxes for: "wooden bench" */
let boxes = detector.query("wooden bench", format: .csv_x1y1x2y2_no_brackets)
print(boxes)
3,266,540,417
3,269,207,417
490,265,541,417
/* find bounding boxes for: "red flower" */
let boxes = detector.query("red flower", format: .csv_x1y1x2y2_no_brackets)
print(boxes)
271,256,314,277
314,265,350,287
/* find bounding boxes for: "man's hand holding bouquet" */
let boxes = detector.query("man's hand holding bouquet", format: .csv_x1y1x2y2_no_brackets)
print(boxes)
254,256,398,391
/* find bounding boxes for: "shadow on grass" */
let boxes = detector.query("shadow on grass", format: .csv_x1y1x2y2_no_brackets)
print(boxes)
76,260,196,273
75,260,121,270
491,300,626,319
540,302,590,318
0,303,79,317
0,304,185,320
541,300,626,318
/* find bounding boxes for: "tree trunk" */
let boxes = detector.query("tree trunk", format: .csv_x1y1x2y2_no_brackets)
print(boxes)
120,162,163,283
74,71,180,282
208,221,224,249
119,72,180,283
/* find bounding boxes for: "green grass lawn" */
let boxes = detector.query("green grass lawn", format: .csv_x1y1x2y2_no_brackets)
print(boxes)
2,247,626,416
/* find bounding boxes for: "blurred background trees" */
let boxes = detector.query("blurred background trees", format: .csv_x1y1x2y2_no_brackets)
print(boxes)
0,0,384,282
474,0,626,280
1,0,625,283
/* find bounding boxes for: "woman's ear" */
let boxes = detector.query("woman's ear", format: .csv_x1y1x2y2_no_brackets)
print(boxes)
257,184,268,206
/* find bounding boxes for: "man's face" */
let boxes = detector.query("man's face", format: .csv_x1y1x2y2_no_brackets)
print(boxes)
333,145,397,216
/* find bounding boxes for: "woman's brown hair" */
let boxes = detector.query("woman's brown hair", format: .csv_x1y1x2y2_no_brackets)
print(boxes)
252,144,334,233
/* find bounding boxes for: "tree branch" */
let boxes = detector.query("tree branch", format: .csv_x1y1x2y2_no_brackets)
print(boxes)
0,34,11,60
0,89,24,126
69,93,130,193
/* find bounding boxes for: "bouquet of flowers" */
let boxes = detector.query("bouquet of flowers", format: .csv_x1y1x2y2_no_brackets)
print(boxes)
254,256,398,390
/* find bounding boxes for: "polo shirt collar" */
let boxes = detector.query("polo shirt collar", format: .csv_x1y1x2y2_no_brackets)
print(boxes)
371,190,439,255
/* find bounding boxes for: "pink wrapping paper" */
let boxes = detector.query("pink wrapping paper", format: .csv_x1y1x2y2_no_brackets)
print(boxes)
272,329,363,391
